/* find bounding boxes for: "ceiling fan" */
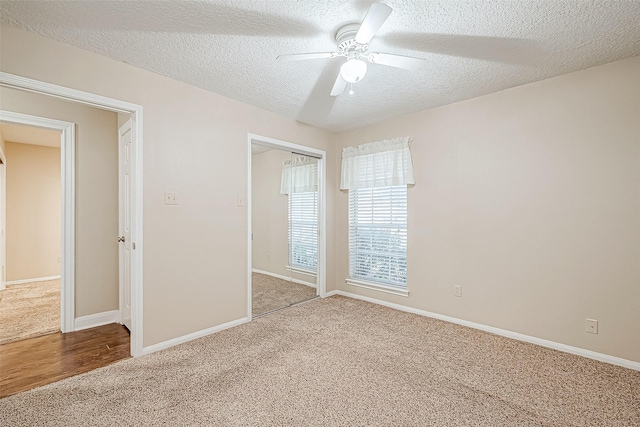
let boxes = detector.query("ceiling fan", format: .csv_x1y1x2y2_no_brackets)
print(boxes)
277,3,425,96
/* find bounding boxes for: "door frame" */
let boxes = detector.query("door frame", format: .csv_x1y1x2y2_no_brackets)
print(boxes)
247,133,327,321
0,110,75,333
0,72,145,357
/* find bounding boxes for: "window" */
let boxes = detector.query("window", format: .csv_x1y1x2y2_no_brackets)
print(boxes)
341,137,413,294
349,185,407,288
288,191,318,271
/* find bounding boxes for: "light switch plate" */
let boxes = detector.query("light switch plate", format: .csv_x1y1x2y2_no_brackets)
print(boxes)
164,192,178,205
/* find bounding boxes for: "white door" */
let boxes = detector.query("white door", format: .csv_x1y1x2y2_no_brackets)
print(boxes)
119,120,133,330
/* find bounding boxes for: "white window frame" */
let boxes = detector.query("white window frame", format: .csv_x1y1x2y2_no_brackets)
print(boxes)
346,184,409,297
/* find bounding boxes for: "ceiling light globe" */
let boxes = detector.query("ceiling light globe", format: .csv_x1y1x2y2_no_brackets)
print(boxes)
340,59,367,83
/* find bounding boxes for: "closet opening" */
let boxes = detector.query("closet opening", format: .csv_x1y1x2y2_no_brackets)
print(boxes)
247,134,326,319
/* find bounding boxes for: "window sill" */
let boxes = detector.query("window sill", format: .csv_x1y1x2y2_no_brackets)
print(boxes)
286,266,317,277
345,278,409,297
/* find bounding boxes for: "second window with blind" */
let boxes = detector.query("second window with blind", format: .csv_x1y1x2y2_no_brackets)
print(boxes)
341,137,414,295
349,185,407,288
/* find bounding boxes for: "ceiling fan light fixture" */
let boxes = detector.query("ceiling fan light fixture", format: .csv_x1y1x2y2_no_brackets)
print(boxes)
340,59,367,83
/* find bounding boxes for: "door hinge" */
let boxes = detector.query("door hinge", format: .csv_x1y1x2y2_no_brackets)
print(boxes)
133,242,136,250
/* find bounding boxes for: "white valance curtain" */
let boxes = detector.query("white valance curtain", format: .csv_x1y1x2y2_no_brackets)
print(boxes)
340,137,415,190
280,156,318,194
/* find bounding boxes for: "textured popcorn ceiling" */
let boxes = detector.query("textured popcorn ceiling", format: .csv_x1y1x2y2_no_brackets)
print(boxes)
1,1,639,132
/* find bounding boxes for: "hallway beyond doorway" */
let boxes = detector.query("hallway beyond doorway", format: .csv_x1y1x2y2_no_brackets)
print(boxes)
0,278,60,344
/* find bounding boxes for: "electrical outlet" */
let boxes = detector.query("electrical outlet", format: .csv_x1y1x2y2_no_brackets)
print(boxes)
164,192,179,205
57,255,61,263
237,196,245,207
585,318,598,334
454,285,462,297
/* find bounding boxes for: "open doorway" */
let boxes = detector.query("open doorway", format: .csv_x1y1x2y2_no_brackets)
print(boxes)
248,134,327,319
0,123,62,344
0,72,143,357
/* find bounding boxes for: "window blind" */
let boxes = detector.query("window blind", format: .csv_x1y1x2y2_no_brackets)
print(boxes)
349,185,407,287
289,191,318,271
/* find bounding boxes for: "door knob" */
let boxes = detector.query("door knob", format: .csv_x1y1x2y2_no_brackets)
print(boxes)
118,236,125,243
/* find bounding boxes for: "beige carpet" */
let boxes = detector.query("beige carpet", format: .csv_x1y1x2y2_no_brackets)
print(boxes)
252,272,317,316
0,279,60,344
1,296,638,426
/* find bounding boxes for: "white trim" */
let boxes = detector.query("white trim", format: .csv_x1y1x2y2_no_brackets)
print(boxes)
317,143,327,299
252,268,317,288
6,275,61,286
0,72,144,357
285,265,317,278
330,290,640,371
247,133,328,322
247,138,253,322
0,110,75,333
74,310,120,331
142,317,249,355
345,278,409,297
0,73,141,114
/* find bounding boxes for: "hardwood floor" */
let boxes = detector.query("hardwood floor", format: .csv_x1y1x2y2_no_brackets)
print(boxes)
0,323,130,399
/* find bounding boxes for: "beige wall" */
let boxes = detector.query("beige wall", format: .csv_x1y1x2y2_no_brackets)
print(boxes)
0,25,335,347
334,56,640,363
5,141,60,281
0,87,119,317
252,149,290,278
251,149,317,285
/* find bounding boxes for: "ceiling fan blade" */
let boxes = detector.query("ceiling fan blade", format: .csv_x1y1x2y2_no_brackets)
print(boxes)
383,33,543,65
367,53,426,71
297,60,343,126
355,3,393,45
277,52,336,62
330,74,347,96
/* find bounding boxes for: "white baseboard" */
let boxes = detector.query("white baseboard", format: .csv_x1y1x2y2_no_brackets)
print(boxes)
329,290,640,372
142,317,249,356
6,275,61,286
285,266,317,278
252,268,317,288
74,310,120,331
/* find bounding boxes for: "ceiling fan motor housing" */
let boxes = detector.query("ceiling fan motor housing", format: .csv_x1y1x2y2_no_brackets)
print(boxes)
336,24,368,56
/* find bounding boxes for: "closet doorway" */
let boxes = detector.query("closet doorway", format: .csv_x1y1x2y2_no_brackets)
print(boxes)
247,134,326,319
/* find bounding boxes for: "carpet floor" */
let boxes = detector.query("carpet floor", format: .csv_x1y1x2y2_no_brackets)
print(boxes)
252,272,317,316
0,279,60,344
1,296,638,426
